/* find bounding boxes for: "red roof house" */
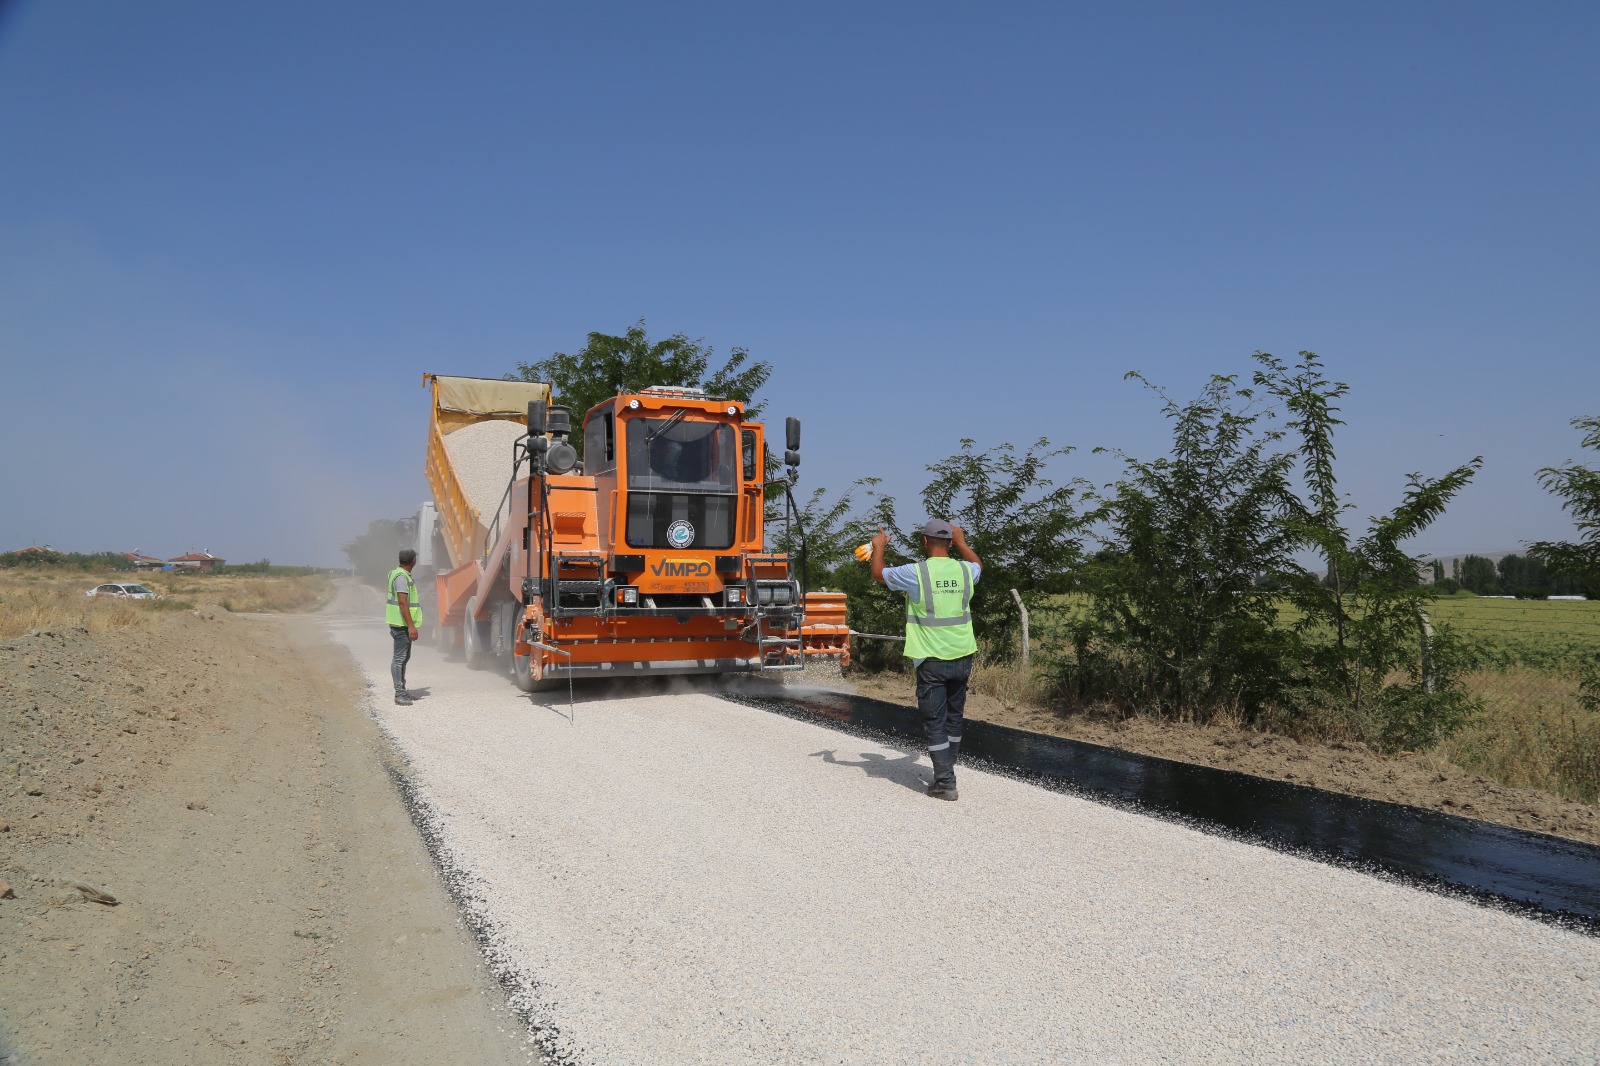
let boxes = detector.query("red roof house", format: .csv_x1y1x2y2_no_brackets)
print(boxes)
168,550,226,573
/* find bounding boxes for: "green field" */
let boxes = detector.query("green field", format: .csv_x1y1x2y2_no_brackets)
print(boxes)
1030,592,1600,671
1428,596,1600,670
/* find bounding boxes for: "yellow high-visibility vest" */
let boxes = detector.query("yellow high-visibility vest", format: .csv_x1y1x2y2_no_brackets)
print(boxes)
385,567,422,627
903,557,976,661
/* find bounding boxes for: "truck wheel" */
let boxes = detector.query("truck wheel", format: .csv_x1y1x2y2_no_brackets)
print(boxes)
492,601,518,670
464,595,489,670
513,601,554,693
512,651,536,692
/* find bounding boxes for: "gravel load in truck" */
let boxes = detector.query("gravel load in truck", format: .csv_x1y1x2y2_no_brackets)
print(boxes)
442,418,526,529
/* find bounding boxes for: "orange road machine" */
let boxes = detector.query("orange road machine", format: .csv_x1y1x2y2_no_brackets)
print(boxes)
420,374,849,690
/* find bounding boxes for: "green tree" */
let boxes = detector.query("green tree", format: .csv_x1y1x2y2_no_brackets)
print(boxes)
343,519,407,587
0,549,134,571
1530,415,1600,597
1458,554,1499,594
921,438,1090,660
811,441,1089,670
768,478,883,593
1496,553,1553,599
509,320,773,458
1078,371,1298,720
1256,351,1481,749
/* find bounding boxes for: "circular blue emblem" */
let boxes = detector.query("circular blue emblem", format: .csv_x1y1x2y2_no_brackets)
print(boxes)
667,520,695,549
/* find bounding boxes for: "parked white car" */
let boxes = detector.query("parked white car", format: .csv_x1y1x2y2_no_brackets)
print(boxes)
85,583,159,600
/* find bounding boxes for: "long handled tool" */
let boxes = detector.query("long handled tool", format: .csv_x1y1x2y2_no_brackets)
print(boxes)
528,640,576,722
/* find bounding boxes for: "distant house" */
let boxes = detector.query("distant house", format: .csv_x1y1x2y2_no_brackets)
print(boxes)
0,545,60,568
168,550,226,573
123,551,165,571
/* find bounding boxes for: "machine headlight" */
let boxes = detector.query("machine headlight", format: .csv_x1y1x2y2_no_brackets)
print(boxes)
618,587,639,605
628,399,640,410
726,587,744,605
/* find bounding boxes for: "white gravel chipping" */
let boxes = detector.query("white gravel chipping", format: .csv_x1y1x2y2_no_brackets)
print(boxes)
324,585,1600,1065
444,419,527,525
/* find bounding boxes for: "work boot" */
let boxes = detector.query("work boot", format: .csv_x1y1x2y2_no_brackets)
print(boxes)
927,747,958,801
394,694,413,706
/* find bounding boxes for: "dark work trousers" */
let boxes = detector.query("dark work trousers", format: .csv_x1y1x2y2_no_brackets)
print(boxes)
390,625,413,696
915,654,973,767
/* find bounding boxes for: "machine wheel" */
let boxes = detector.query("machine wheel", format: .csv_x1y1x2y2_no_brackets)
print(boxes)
463,595,490,670
491,600,519,669
512,601,553,693
512,650,537,692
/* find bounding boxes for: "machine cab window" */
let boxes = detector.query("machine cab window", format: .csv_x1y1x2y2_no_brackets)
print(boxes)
584,410,616,474
624,417,737,549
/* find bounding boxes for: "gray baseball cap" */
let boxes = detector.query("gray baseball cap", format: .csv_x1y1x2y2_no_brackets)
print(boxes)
920,519,954,540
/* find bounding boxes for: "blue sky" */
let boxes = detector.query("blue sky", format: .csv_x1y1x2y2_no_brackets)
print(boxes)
1,1,1595,565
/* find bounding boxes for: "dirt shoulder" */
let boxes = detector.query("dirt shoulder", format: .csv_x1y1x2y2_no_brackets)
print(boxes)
0,607,533,1064
846,671,1600,847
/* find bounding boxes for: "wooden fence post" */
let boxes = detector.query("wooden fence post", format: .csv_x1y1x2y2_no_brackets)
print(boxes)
1011,588,1030,669
1419,607,1434,695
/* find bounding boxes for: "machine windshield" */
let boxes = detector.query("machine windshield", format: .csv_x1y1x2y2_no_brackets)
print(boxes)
626,418,736,493
624,417,738,549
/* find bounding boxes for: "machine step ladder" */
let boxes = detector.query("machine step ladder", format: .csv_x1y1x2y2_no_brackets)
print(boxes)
750,612,805,673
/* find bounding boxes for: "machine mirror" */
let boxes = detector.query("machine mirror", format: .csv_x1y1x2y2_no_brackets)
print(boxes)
785,416,801,451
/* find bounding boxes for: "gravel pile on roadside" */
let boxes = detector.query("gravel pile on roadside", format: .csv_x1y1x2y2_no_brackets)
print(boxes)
326,594,1600,1065
444,420,526,526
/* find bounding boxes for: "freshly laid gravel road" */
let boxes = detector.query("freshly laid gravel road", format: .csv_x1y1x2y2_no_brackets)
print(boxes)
325,586,1600,1064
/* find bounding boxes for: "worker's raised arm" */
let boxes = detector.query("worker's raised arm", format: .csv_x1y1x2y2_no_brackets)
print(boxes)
951,524,981,569
870,526,890,584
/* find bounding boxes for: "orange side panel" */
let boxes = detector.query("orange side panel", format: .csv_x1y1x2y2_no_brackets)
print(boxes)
800,591,851,666
802,591,847,627
435,561,481,626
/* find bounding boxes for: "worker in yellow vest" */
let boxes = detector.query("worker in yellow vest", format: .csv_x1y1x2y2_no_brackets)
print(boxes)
386,549,424,706
870,519,982,800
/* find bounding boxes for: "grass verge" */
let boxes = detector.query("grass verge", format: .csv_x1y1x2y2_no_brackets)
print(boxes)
1438,666,1600,805
0,570,330,640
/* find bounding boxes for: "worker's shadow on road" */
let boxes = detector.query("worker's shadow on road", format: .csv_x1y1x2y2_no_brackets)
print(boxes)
808,749,928,795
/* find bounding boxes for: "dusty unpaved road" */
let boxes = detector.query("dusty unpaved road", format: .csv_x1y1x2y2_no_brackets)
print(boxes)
323,583,1600,1064
0,603,533,1065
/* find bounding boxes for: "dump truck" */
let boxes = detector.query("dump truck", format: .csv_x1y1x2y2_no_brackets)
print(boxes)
418,373,850,689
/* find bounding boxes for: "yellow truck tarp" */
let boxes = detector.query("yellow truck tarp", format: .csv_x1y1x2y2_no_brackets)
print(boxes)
423,374,553,568
426,374,552,428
